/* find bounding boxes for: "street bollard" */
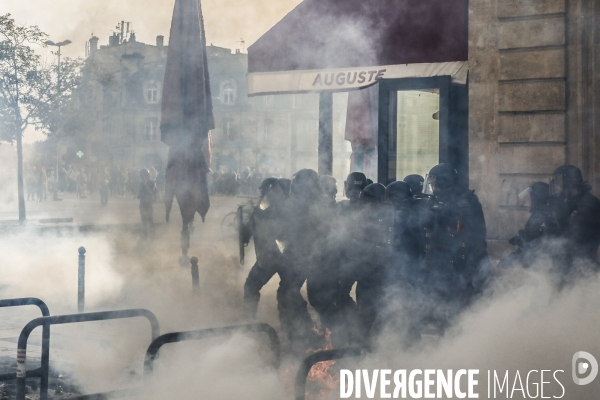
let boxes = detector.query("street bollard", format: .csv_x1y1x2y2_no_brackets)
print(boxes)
190,256,199,294
78,247,86,313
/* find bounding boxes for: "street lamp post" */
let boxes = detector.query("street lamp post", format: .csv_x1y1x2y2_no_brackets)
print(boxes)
45,39,71,201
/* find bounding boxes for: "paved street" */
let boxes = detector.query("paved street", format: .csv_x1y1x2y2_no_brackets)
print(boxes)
0,191,283,399
0,190,243,228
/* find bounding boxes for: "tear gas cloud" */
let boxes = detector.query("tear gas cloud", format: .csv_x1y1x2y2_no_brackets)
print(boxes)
0,0,599,399
1,225,600,399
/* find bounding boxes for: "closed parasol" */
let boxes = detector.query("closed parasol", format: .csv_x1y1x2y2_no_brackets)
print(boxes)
161,0,214,264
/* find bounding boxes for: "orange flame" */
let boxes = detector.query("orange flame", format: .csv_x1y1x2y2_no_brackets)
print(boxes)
278,327,340,399
306,327,338,400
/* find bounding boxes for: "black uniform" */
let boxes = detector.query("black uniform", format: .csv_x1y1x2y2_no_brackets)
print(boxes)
339,184,393,344
336,171,369,312
551,190,600,265
422,186,488,300
242,202,287,318
336,197,363,309
278,170,327,353
386,182,423,277
305,193,341,333
417,164,489,334
499,182,557,269
549,165,600,274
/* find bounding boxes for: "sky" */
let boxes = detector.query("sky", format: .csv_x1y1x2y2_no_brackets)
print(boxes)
2,0,303,142
1,0,302,59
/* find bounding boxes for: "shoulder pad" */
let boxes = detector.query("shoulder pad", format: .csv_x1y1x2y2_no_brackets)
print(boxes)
456,190,480,207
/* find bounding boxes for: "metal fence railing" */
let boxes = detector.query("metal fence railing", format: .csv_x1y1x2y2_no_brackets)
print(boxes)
15,309,160,400
0,298,51,399
294,347,366,400
144,323,280,374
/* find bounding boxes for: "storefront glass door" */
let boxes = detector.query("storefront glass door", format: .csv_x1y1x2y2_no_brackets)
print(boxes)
395,89,440,180
377,76,469,185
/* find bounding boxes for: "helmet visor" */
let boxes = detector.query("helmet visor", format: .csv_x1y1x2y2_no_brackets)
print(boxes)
550,174,564,196
517,187,531,200
423,174,436,195
344,182,363,200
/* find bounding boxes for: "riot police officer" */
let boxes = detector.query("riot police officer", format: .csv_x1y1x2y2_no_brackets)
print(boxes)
385,181,422,278
339,172,368,208
318,172,368,346
343,183,393,345
336,172,369,300
404,174,429,221
549,165,600,268
334,173,368,304
242,178,289,319
305,175,341,335
279,169,329,352
420,163,489,330
499,182,557,269
403,174,429,199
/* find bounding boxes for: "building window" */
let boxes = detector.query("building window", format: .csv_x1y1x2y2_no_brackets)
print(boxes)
146,81,160,104
221,81,236,105
145,119,159,141
292,94,299,109
264,119,273,143
264,95,274,106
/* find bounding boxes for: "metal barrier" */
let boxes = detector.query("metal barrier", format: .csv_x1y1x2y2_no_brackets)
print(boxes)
0,298,51,399
294,347,365,400
144,323,280,374
15,309,160,400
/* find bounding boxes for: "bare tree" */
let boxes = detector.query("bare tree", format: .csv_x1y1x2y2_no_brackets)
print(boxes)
0,14,82,222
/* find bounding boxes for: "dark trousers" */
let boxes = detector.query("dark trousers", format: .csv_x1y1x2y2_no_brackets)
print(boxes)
244,256,315,353
243,261,279,318
277,262,316,354
306,251,342,334
355,266,384,342
338,257,385,347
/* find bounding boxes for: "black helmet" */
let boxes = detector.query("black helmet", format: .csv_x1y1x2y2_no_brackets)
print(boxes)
344,172,368,201
386,181,413,205
139,168,150,179
551,165,584,195
529,182,549,209
403,174,425,195
291,169,320,198
319,175,337,198
360,183,386,203
425,164,458,194
259,177,279,198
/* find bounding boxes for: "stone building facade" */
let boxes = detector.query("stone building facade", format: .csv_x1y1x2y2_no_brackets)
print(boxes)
469,0,600,251
69,31,350,181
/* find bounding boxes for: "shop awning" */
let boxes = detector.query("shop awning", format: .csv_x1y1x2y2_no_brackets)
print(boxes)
247,0,468,95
